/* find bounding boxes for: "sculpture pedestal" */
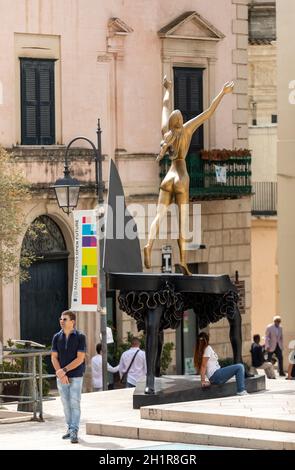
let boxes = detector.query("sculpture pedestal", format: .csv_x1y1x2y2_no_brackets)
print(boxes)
133,374,266,409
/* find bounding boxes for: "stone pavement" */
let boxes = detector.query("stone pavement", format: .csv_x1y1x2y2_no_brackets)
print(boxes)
0,375,294,450
0,388,167,450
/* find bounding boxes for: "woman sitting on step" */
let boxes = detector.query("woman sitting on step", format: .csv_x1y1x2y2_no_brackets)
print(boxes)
194,332,248,396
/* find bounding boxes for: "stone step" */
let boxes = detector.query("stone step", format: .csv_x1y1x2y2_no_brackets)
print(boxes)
0,410,32,424
140,394,295,433
86,417,295,450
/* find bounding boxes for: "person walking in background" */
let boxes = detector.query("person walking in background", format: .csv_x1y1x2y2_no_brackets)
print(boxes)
194,332,248,396
286,340,295,380
286,361,295,380
250,334,276,379
91,343,119,391
265,315,285,376
51,310,86,444
117,337,146,388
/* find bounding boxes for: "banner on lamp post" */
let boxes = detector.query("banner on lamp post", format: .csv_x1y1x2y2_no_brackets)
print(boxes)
71,210,98,312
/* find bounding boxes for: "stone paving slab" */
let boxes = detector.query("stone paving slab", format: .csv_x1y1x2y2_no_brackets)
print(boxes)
86,376,295,450
86,417,295,450
0,389,167,450
0,375,293,450
0,410,32,424
140,393,295,433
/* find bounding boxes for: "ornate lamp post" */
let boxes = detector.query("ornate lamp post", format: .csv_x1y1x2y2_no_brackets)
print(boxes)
52,120,108,390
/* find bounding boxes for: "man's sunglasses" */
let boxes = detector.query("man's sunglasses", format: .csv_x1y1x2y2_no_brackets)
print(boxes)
59,318,72,321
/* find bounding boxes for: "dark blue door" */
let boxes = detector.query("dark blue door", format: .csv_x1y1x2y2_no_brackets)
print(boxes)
20,257,68,347
20,216,69,374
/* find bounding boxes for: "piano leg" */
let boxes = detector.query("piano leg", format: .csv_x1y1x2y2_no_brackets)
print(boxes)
144,306,163,394
227,307,242,364
155,330,164,377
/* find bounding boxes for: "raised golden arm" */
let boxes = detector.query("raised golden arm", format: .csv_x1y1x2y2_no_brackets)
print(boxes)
184,81,234,134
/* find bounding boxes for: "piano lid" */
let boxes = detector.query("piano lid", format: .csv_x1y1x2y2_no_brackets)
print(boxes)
103,159,143,274
107,272,237,293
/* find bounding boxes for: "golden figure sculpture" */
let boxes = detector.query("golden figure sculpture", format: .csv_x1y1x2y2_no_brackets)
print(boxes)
144,76,234,275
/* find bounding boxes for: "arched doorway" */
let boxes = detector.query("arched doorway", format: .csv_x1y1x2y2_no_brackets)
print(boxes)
20,215,69,349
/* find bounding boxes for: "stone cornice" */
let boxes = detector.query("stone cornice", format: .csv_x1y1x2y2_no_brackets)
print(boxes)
29,183,103,196
158,11,225,41
108,18,133,36
107,17,133,59
115,153,157,161
7,146,107,163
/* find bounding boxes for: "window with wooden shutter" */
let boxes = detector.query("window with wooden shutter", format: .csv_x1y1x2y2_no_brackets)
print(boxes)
173,67,204,153
21,59,55,145
174,67,204,189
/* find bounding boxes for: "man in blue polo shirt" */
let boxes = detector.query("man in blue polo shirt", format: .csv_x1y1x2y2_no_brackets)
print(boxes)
51,310,86,444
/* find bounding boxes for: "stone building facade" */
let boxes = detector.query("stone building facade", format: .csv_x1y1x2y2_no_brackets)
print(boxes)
248,0,279,339
276,0,295,365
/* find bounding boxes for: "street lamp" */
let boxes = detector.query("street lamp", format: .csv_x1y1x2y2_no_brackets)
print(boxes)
53,171,80,215
52,120,108,390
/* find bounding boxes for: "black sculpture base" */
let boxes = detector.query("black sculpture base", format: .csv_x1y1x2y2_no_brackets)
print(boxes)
133,374,266,409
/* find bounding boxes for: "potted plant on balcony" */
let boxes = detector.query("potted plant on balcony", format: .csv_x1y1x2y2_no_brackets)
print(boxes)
201,148,251,161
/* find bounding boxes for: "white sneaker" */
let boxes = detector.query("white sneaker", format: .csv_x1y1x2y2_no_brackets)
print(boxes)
237,390,248,396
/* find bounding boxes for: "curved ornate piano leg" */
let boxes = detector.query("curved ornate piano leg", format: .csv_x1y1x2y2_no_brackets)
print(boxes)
227,307,243,364
144,306,163,394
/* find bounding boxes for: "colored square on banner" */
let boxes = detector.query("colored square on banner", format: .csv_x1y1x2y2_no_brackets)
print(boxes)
81,265,97,276
82,216,92,224
82,287,97,305
82,277,97,288
82,265,87,276
82,224,96,236
82,236,97,247
87,265,97,275
82,248,97,265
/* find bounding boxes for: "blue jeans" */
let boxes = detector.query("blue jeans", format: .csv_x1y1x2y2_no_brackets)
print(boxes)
209,364,245,393
57,377,83,433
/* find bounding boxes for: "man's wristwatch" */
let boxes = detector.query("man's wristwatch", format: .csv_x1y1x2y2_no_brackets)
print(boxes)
62,367,68,374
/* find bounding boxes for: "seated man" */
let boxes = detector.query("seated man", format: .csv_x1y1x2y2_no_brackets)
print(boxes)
250,334,276,379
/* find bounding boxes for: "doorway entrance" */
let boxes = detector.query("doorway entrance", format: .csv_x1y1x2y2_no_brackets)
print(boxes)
20,216,69,370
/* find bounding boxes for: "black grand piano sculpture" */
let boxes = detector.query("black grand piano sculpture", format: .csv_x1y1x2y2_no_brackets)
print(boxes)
103,160,265,408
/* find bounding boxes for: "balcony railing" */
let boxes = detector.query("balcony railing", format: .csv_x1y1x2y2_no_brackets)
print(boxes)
159,151,252,200
252,181,277,216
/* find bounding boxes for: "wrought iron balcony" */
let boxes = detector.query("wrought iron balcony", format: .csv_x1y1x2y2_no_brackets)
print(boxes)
159,150,252,200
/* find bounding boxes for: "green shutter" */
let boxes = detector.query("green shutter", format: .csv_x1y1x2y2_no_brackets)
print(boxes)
21,59,55,145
